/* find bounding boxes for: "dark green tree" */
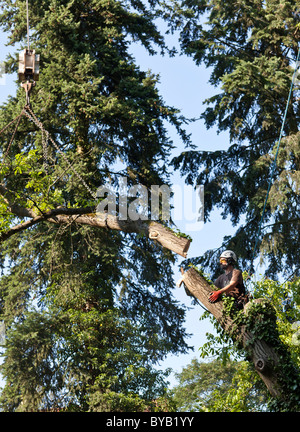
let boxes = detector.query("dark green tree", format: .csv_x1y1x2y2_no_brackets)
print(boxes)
0,0,190,411
171,0,300,277
172,358,269,412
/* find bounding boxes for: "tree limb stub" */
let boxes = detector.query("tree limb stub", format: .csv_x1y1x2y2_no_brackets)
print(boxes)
181,267,284,398
0,205,191,258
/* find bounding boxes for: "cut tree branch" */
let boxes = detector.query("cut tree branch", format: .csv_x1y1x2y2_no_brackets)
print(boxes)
0,203,191,257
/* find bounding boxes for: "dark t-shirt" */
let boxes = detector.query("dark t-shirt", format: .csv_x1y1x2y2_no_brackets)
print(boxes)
214,270,245,297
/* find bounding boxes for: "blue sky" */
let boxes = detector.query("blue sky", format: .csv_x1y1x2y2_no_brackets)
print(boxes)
0,22,238,389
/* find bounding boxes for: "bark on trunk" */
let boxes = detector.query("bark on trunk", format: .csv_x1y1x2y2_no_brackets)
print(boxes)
180,267,284,398
0,181,191,256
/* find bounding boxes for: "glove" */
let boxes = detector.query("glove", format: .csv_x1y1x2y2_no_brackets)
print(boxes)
209,290,222,303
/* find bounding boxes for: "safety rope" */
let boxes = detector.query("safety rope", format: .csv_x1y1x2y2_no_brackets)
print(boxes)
3,112,23,161
26,0,30,51
251,46,300,272
0,112,24,138
0,104,97,200
23,105,97,199
0,110,25,167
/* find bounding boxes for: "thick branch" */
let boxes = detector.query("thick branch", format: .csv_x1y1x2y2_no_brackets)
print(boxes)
0,205,190,257
50,212,190,257
0,207,94,242
0,183,36,218
180,267,235,330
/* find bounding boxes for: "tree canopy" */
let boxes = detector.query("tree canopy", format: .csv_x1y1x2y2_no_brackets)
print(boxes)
172,358,269,411
0,0,299,412
0,0,191,411
171,0,300,278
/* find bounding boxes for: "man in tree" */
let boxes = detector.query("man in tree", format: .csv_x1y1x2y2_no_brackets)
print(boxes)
209,250,247,308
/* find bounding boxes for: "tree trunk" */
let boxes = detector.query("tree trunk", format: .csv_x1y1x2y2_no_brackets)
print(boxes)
180,267,297,399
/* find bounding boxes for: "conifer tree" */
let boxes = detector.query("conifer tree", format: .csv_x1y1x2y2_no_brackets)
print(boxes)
0,0,190,411
171,0,300,277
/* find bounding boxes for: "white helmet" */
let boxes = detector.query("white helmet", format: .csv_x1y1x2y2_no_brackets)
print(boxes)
220,250,237,263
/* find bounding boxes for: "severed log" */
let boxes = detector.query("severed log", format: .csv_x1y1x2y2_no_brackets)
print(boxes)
147,221,191,258
180,267,288,398
0,182,191,257
63,212,191,258
0,207,191,258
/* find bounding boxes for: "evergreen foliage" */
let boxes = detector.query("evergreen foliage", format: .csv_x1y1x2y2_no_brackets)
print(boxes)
171,0,300,277
172,358,269,411
1,0,299,412
0,0,190,411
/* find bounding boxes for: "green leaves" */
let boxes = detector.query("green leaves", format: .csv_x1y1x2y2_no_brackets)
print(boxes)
194,274,300,411
0,0,192,411
172,357,268,412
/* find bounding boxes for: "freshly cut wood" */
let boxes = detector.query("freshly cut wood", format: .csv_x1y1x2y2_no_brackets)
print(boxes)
53,213,191,258
181,267,286,398
0,200,191,257
147,221,191,258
